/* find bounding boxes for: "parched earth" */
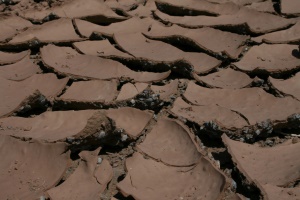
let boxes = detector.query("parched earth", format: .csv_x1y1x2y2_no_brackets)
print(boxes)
0,0,300,199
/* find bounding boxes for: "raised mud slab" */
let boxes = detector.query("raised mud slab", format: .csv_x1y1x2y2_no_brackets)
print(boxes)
0,0,300,199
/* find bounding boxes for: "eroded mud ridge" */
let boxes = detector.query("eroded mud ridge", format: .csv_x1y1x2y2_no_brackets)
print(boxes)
0,0,300,199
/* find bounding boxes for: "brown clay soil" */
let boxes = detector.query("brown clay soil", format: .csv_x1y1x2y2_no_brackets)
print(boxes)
0,0,300,199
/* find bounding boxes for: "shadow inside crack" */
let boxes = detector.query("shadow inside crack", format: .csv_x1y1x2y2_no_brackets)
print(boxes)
114,192,135,200
292,49,300,59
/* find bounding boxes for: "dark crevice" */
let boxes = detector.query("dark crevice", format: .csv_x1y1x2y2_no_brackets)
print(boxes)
117,79,130,91
101,144,132,155
18,13,59,25
16,94,49,117
215,23,296,37
112,8,130,17
272,0,281,14
0,40,79,52
187,121,225,148
128,4,139,11
57,79,73,98
231,165,262,200
36,60,69,79
16,105,49,117
80,16,114,26
54,179,65,187
72,18,85,38
232,65,300,80
36,60,52,74
52,95,164,113
103,56,194,78
117,174,126,182
145,35,204,53
211,150,234,170
114,193,135,200
265,81,287,98
151,10,172,26
213,149,262,200
155,2,218,17
230,109,250,125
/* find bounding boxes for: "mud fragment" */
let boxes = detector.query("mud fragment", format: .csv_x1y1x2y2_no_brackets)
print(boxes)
0,110,113,143
170,97,248,130
41,44,171,82
281,0,300,16
106,107,153,139
0,56,41,80
233,44,300,75
0,74,67,117
47,148,113,200
0,50,29,65
20,0,128,23
0,135,70,200
150,79,178,101
269,73,300,101
114,32,221,74
253,21,300,44
116,83,148,101
137,118,202,166
183,81,300,128
117,152,229,200
245,1,275,14
260,184,300,200
74,17,153,38
4,18,82,48
144,23,249,59
194,68,252,89
60,80,119,103
104,0,142,12
0,15,32,42
223,134,300,199
73,40,132,58
155,0,240,16
154,8,296,34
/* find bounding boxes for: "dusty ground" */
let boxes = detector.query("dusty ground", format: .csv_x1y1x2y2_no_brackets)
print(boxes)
0,0,300,199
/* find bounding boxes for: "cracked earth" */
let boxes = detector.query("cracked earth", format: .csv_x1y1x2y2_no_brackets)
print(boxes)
0,0,300,199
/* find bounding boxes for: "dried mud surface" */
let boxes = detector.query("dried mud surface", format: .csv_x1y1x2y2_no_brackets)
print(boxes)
0,0,300,200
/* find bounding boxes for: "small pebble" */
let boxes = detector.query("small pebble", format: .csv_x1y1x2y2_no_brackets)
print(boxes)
231,180,237,190
97,157,102,164
130,99,135,105
292,137,299,144
255,129,261,135
40,196,46,200
97,131,106,139
265,139,273,146
215,160,220,169
66,137,74,143
121,134,128,142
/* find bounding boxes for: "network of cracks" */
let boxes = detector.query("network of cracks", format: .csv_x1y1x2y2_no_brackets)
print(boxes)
0,0,300,199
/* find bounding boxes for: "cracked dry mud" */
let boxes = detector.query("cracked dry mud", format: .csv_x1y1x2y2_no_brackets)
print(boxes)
0,0,300,200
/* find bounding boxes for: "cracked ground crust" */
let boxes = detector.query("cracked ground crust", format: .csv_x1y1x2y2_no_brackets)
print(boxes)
0,0,300,199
